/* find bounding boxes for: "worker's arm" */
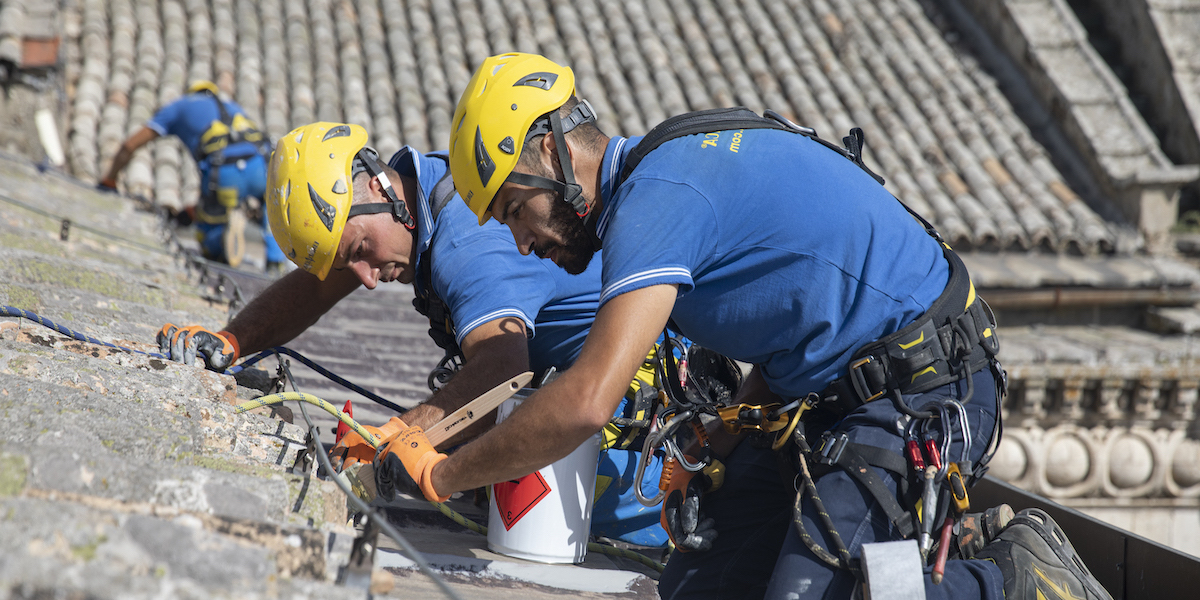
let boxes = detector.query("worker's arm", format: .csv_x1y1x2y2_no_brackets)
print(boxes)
99,126,159,188
157,267,363,370
427,283,679,496
400,315,530,447
222,267,363,354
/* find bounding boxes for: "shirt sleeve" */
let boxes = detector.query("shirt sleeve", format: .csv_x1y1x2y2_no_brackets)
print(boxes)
431,222,559,347
598,176,719,306
145,100,181,137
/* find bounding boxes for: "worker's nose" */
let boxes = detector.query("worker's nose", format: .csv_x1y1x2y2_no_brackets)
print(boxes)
508,223,535,256
350,261,379,289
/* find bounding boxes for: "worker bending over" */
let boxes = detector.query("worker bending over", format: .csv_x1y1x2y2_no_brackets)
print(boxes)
155,122,667,546
371,53,1111,600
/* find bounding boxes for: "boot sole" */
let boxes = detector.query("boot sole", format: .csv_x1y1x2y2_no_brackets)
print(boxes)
223,208,246,268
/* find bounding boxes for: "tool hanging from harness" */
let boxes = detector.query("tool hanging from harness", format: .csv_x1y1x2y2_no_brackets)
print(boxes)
192,88,272,219
415,170,466,392
618,107,1007,574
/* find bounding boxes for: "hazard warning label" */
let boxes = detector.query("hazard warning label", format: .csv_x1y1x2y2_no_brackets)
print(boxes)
493,471,552,530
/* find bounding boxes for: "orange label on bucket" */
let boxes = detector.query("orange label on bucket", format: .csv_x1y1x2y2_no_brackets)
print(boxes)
494,472,552,530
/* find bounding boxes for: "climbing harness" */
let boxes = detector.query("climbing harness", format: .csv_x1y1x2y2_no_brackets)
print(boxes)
192,88,272,224
616,107,1008,578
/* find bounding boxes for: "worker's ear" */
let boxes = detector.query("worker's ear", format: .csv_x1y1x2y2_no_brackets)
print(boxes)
539,127,573,169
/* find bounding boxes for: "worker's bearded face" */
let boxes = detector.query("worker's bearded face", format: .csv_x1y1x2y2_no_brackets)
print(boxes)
538,191,596,275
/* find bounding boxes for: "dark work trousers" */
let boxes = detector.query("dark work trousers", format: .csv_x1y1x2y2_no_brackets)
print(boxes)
660,367,1004,600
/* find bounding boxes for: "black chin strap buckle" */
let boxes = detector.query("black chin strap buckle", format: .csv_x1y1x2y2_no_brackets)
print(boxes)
348,147,416,230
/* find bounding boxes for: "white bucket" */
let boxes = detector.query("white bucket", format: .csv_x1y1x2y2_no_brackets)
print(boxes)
487,391,602,564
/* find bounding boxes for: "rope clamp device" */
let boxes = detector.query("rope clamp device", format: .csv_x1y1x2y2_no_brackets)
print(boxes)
717,402,791,434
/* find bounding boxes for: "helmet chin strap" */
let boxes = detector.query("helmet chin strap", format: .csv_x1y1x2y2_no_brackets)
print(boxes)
504,101,604,250
347,147,416,230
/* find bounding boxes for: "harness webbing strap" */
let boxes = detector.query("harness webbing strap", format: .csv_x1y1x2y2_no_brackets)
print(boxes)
618,107,789,185
414,169,465,389
817,439,915,538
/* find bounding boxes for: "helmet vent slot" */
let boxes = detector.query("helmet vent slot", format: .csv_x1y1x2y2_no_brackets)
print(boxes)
307,183,338,232
323,125,352,141
474,126,496,186
513,72,558,90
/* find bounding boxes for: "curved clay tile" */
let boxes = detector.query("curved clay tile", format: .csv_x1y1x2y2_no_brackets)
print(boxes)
547,0,619,135
259,0,291,140
408,0,452,149
663,0,735,111
335,0,371,132
284,0,315,126
233,0,263,123
573,0,644,136
309,0,343,123
358,0,400,153
381,1,429,151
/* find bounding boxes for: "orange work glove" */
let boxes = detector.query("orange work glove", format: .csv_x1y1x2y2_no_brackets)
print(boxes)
328,416,407,473
374,425,449,502
157,323,240,371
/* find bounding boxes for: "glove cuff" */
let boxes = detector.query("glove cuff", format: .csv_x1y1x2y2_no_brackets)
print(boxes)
217,330,240,360
415,452,450,502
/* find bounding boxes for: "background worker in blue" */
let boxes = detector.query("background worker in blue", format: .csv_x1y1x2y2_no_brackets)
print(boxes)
98,80,286,271
364,53,1112,600
153,121,667,546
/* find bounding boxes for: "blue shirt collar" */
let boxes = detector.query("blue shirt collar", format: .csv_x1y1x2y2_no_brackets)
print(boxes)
386,146,444,257
596,135,639,241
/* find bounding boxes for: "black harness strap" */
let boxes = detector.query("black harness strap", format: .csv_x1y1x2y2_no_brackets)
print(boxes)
814,435,916,539
413,170,466,390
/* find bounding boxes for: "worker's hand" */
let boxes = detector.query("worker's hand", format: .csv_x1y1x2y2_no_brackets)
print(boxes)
373,451,423,500
373,425,449,502
660,458,720,552
96,177,118,193
157,324,240,371
329,416,407,473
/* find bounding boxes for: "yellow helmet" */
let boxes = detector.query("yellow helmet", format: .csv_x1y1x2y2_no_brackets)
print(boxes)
187,80,220,95
266,122,414,280
449,53,595,225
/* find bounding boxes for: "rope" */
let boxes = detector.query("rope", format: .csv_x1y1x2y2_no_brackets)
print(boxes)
278,363,466,600
234,392,379,445
0,305,167,359
0,189,172,256
2,303,664,575
0,306,403,414
231,347,406,414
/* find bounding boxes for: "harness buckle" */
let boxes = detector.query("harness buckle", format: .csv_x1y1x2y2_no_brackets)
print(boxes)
814,431,849,466
848,356,886,404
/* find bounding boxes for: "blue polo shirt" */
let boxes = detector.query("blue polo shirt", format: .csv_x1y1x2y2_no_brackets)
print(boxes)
388,148,600,375
147,93,261,161
391,148,664,546
596,128,950,399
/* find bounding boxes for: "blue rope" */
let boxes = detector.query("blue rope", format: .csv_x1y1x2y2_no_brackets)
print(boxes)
1,305,405,414
1,305,167,359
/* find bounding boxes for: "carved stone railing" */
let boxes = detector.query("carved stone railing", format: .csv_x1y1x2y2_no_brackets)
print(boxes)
991,364,1200,500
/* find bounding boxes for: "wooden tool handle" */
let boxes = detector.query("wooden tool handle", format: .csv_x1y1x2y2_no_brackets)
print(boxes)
425,371,533,446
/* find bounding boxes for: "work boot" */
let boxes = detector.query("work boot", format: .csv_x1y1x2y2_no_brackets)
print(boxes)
223,207,246,268
953,503,1014,559
973,508,1113,600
